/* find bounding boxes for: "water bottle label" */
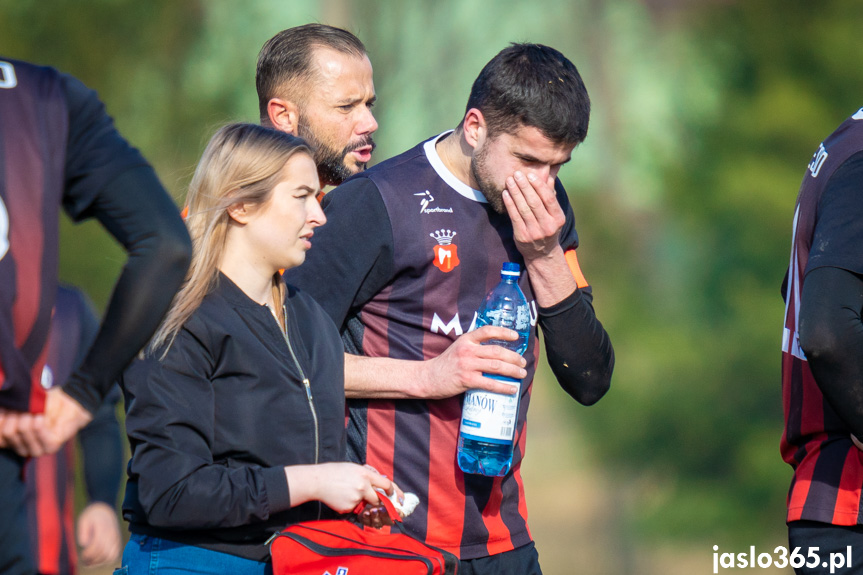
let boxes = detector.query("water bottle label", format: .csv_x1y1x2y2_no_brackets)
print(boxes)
459,378,520,442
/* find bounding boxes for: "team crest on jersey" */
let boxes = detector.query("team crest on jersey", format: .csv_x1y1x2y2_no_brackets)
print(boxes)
430,229,459,272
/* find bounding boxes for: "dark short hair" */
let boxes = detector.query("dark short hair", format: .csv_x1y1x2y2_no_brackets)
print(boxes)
465,43,590,146
256,23,367,122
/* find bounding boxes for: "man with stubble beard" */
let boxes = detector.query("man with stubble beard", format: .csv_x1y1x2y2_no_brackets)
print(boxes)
284,43,614,574
256,24,377,188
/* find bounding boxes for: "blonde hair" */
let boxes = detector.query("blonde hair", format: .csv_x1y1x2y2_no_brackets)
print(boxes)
149,123,312,354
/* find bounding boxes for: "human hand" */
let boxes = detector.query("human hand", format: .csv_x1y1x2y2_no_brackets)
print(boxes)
852,434,863,451
0,408,47,456
420,325,526,399
503,171,565,263
76,502,122,567
40,388,93,455
357,467,408,529
0,389,93,457
291,462,394,514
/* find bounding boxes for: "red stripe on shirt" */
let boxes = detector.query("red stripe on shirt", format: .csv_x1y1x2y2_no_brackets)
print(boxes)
832,448,863,525
482,476,513,556
28,343,48,414
425,400,465,555
35,453,61,574
63,444,78,574
366,401,396,481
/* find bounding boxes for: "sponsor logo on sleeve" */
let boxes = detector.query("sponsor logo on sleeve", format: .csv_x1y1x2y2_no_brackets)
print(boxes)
0,61,17,89
808,143,828,178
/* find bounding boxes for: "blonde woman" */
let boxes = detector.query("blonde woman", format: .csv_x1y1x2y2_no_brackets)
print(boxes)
117,124,393,574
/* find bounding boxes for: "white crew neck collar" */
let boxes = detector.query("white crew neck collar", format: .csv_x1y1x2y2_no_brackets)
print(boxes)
423,131,487,203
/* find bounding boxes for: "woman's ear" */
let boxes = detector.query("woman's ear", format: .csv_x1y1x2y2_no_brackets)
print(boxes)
226,201,252,224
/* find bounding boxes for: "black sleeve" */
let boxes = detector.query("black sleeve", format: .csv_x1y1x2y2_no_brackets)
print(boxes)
536,182,613,405
59,75,192,414
539,288,614,405
554,178,579,251
282,177,394,329
123,323,292,529
77,385,123,505
798,152,863,437
798,267,863,437
65,288,123,505
806,151,863,276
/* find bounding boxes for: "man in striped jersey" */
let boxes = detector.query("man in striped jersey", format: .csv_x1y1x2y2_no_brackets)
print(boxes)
0,58,191,575
24,286,123,575
285,43,614,574
782,108,863,574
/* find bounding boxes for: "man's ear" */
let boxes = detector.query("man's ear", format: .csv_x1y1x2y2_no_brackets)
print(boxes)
462,108,486,150
267,98,301,135
226,201,253,225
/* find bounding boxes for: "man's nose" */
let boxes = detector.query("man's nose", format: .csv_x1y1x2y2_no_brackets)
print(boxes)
530,165,552,182
357,106,378,135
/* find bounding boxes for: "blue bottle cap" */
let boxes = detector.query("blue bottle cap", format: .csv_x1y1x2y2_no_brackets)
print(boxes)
501,262,520,277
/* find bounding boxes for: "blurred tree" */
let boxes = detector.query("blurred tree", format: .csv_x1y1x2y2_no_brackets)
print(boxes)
573,0,863,547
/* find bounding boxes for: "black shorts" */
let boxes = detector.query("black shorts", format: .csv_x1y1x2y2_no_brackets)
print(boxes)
458,542,541,575
0,449,34,575
788,520,863,574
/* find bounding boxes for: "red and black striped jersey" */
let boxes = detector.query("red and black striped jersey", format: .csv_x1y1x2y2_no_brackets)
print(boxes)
287,132,606,560
0,58,68,414
25,287,93,575
0,58,151,414
781,108,863,525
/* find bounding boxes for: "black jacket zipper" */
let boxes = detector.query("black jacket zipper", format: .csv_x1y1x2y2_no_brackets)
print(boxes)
266,302,322,522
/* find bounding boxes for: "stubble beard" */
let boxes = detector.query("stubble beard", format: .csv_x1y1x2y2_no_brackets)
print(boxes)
298,124,375,187
470,144,506,214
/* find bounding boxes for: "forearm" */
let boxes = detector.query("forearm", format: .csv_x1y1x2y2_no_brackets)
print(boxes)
524,245,579,308
799,266,863,437
141,463,291,529
539,288,614,405
344,326,527,400
344,354,427,399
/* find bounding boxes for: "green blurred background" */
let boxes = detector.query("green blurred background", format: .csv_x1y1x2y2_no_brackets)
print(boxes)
3,1,863,573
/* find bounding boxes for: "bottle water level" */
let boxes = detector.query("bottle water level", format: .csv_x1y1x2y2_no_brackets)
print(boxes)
457,435,514,477
457,370,519,477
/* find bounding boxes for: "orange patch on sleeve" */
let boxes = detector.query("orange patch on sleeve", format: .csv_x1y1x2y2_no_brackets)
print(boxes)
565,249,589,288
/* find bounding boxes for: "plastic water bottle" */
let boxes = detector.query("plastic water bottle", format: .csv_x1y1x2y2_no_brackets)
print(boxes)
457,262,530,477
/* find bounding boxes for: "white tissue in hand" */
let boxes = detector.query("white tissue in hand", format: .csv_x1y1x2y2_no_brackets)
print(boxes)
377,489,420,518
399,492,419,517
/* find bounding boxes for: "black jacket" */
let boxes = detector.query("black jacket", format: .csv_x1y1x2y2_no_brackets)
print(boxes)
121,273,345,561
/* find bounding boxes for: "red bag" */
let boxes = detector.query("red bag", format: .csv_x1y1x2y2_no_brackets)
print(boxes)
270,496,458,575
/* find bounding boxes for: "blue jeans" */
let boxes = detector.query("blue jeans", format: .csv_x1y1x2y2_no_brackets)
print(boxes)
115,534,273,575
